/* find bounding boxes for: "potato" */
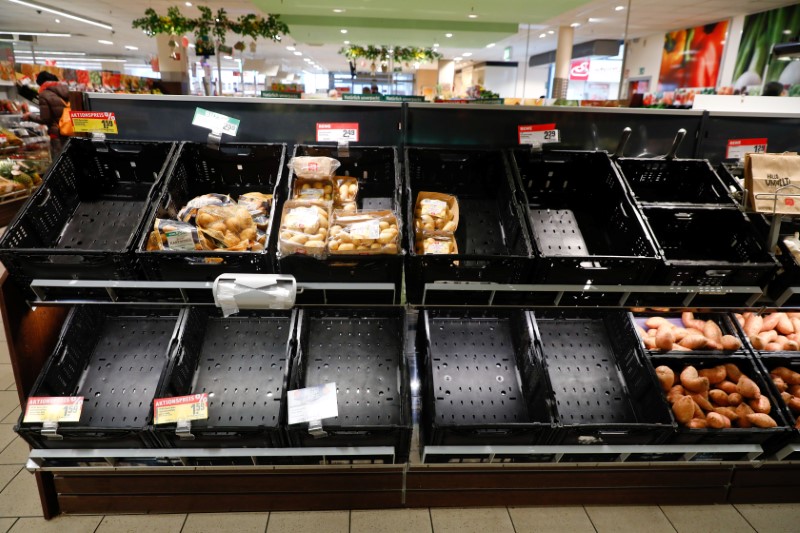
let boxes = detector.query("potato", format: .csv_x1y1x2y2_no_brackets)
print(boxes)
655,328,675,352
788,397,800,413
772,367,800,385
680,366,710,393
737,376,761,399
667,384,685,404
744,315,763,337
672,396,695,424
778,314,795,335
679,334,708,350
706,412,729,429
736,403,755,427
761,313,781,332
724,364,744,383
646,317,671,329
699,366,726,384
790,384,800,397
714,407,739,422
718,380,738,394
703,321,723,342
690,393,714,412
655,366,675,391
727,393,743,406
338,243,355,251
773,377,788,393
708,389,729,406
687,418,708,429
681,312,705,331
746,413,777,428
721,335,742,351
749,396,771,414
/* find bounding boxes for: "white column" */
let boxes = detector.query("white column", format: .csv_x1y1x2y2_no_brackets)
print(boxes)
553,26,574,98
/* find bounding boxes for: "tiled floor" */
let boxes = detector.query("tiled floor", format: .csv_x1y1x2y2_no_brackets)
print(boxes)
0,241,798,532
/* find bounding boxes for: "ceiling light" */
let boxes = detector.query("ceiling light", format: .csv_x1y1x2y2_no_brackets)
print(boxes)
433,42,440,47
98,39,113,45
13,50,85,56
343,40,350,44
333,8,345,13
570,23,581,28
463,52,472,57
54,18,59,23
454,57,462,61
486,43,495,48
286,46,295,51
445,33,453,38
18,57,126,62
294,51,302,56
468,14,477,19
0,30,70,37
223,55,232,59
539,33,546,38
548,30,554,34
124,45,138,50
615,5,625,11
8,0,113,30
340,29,348,34
185,1,192,6
588,18,601,23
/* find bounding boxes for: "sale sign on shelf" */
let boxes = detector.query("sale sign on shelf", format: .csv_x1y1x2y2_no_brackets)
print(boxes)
23,396,83,423
569,58,591,81
316,122,359,143
153,394,209,425
726,138,768,161
70,111,118,134
518,123,560,145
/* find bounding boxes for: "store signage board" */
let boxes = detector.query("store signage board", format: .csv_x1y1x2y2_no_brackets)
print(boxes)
382,95,425,102
519,123,561,145
288,382,338,425
70,111,118,134
23,396,83,423
570,59,591,81
342,94,382,101
727,138,768,161
192,107,240,136
153,393,209,425
260,90,301,99
316,122,359,143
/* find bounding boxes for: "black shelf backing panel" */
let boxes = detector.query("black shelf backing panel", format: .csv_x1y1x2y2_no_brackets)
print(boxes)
699,113,800,165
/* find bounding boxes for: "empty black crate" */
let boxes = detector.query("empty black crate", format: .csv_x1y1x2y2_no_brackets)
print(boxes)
15,306,182,449
531,311,674,445
152,307,294,448
419,308,554,447
287,308,411,461
512,150,660,285
617,158,736,206
279,145,403,299
641,206,778,286
0,139,175,294
137,142,285,281
643,355,791,448
405,148,533,304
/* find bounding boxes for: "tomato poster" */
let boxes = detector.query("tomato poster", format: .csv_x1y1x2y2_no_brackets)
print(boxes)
659,20,729,91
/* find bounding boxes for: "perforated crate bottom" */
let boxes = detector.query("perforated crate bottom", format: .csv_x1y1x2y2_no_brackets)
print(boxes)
361,197,392,211
460,199,508,255
530,209,589,257
77,317,175,428
57,199,146,251
428,317,530,425
303,315,403,426
537,319,636,424
190,316,288,428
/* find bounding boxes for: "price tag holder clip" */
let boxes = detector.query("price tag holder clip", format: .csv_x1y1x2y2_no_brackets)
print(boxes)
176,419,195,440
41,421,62,440
338,139,350,159
308,419,327,439
192,108,240,151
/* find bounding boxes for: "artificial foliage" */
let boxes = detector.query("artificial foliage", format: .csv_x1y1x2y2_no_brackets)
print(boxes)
338,45,442,63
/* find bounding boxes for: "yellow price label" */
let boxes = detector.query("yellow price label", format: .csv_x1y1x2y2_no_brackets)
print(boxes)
153,393,209,425
23,396,83,423
70,111,118,134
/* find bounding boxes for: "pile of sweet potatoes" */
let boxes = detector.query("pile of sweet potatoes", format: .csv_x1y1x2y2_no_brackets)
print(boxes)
736,312,800,351
768,366,800,429
638,312,742,352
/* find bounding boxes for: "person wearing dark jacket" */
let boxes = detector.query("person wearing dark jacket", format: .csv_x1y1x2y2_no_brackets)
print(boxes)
23,71,71,155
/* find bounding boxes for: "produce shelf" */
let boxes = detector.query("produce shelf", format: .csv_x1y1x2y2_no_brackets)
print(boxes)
617,158,737,207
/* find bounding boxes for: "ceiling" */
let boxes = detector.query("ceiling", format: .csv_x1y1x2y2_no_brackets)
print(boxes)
0,0,798,76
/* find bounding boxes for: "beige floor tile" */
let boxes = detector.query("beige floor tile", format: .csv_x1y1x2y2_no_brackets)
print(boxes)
0,426,17,454
0,367,12,392
9,515,103,533
0,408,19,425
0,518,15,533
96,514,186,533
0,466,21,493
267,511,349,533
585,505,676,533
0,393,19,422
0,437,28,466
0,344,8,366
182,512,269,533
351,509,432,533
430,508,514,533
0,469,41,517
734,503,800,533
661,505,754,533
508,506,596,533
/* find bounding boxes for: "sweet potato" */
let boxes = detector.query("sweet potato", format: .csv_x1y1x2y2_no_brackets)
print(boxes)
690,393,714,412
765,342,783,352
791,318,800,337
708,389,729,406
681,312,705,331
736,403,755,427
667,385,685,404
788,397,800,413
635,325,647,338
727,393,743,406
773,377,788,393
645,316,671,330
796,418,800,430
706,339,723,351
758,330,779,344
655,366,675,392
786,341,800,351
772,367,800,385
734,313,745,327
672,327,689,341
746,413,777,428
721,335,742,351
647,329,658,337
706,412,729,429
749,396,771,414
699,366,726,384
703,321,723,342
672,396,695,424
777,314,795,335
655,328,675,352
643,336,656,349
737,376,761,399
671,345,692,352
714,407,739,421
693,401,705,419
744,315,763,338
780,391,793,403
719,380,738,394
761,313,781,332
687,418,708,429
750,336,765,350
680,366,710,393
679,334,707,350
789,384,800,397
724,364,743,382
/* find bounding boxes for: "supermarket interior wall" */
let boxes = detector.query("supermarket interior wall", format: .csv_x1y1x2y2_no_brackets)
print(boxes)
621,34,663,98
515,64,551,99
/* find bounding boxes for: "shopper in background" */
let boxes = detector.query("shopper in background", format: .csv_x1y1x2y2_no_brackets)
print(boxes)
763,81,786,96
23,71,71,157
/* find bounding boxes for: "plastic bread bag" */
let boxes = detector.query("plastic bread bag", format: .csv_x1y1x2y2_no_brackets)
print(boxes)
293,176,334,201
146,219,202,251
328,210,400,255
416,232,459,255
278,199,331,259
177,193,234,224
238,192,273,230
414,192,459,234
195,204,260,252
289,156,341,179
334,176,359,208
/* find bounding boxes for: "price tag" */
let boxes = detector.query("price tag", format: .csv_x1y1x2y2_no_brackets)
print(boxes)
726,138,767,161
23,396,83,423
192,107,240,136
153,393,209,425
70,111,118,134
518,123,560,145
288,382,338,425
316,122,359,143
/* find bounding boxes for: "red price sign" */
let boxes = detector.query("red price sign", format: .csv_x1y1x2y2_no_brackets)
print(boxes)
316,122,359,143
726,138,767,161
518,123,560,145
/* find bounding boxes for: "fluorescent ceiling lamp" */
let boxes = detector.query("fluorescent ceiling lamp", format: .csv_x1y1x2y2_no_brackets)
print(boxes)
548,30,554,34
343,40,350,44
125,45,138,50
445,33,453,38
340,29,348,34
286,45,295,51
0,30,70,36
433,42,440,47
98,39,113,45
8,0,113,31
539,33,546,38
570,23,581,28
185,2,192,6
615,5,625,11
462,52,472,57
294,51,302,56
13,50,85,55
223,55,232,59
468,14,477,19
333,8,344,13
486,43,495,48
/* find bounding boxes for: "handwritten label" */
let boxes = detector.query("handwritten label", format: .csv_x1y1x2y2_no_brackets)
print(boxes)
288,383,338,425
726,138,767,161
518,123,560,145
153,393,208,425
192,107,240,136
70,111,118,134
317,122,359,143
23,396,83,423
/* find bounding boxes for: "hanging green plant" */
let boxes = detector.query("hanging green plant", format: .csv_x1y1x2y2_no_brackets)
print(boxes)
339,45,442,64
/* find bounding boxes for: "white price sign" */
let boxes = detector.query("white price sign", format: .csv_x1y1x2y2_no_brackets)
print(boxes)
23,396,83,423
519,123,560,145
192,107,240,136
288,382,338,425
316,122,359,143
726,137,767,161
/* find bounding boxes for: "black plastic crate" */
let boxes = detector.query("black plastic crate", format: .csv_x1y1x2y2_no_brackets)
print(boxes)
630,312,748,356
278,145,403,301
530,310,674,445
643,355,791,449
15,306,182,449
616,158,737,207
0,139,176,295
511,150,660,285
136,142,285,281
152,307,295,449
287,308,411,461
640,206,779,286
405,148,533,304
419,308,554,448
